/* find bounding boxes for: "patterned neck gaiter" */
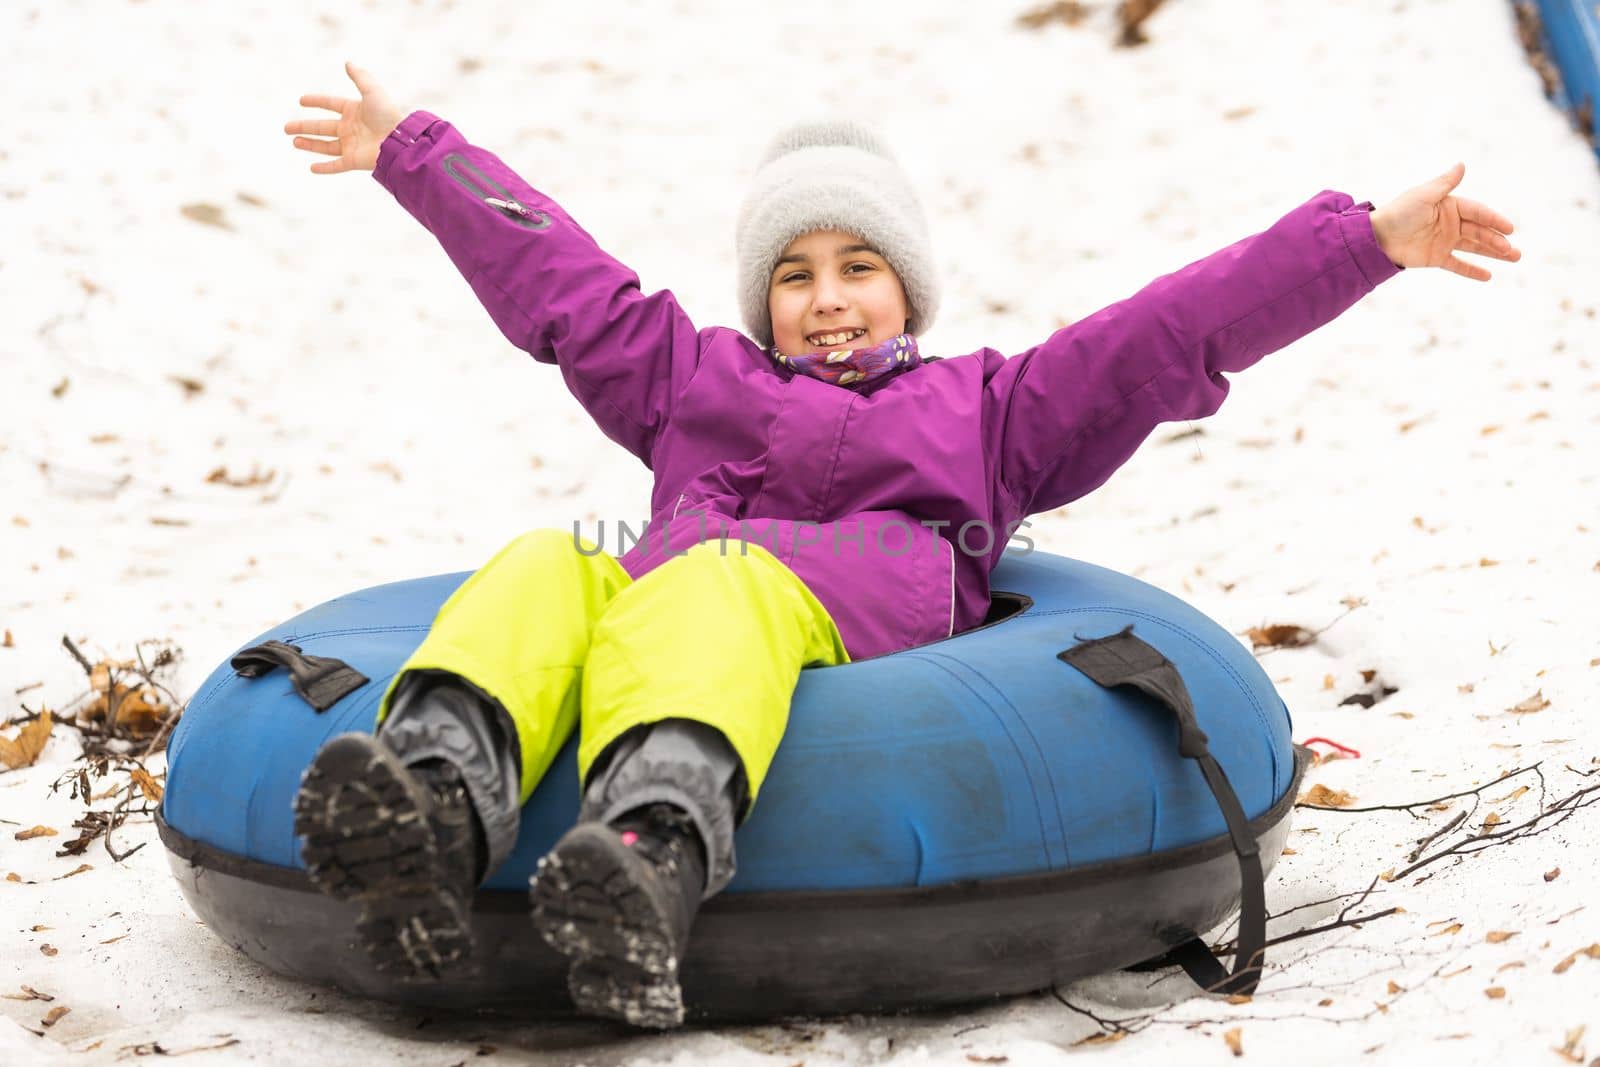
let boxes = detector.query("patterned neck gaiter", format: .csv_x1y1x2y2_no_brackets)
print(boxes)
770,332,922,389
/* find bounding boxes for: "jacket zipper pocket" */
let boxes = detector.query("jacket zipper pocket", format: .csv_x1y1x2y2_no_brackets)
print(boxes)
441,152,551,230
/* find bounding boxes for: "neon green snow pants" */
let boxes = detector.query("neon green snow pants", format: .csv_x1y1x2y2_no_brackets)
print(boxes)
375,528,851,808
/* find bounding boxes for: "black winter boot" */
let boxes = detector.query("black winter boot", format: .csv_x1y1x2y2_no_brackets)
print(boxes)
292,732,486,981
529,803,708,1028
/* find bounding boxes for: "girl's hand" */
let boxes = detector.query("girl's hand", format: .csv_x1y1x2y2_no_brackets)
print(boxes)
284,61,408,175
1369,163,1521,281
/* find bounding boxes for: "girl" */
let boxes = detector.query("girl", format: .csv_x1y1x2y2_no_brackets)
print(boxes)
282,61,1519,1029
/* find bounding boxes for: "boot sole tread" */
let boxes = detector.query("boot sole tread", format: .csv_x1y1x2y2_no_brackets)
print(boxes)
292,734,474,980
529,825,686,1025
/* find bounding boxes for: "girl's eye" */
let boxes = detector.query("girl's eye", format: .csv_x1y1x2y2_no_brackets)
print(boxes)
779,264,873,283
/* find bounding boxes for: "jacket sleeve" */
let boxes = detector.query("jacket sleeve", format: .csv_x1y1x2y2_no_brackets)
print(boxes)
985,190,1402,519
373,110,703,468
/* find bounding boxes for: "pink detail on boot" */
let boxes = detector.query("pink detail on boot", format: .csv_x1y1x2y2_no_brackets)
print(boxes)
620,830,639,846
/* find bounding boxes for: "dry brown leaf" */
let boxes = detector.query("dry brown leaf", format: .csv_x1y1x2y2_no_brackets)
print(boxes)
1227,993,1252,1005
1317,998,1334,1007
1483,813,1503,828
206,464,275,488
2,629,12,647
99,934,128,945
1015,1,1090,30
1555,1025,1586,1063
2,986,53,1002
1386,980,1404,994
1430,923,1464,937
1497,961,1526,972
1280,847,1297,856
179,202,232,230
39,945,57,957
1223,1027,1243,1057
54,864,91,880
1545,867,1561,882
1552,944,1600,974
1486,931,1519,943
13,826,57,840
1484,986,1506,999
1245,623,1316,650
1073,1032,1127,1046
1300,783,1356,807
129,767,164,802
0,711,53,769
1508,690,1550,715
1321,674,1334,690
40,1005,70,1027
5,873,20,883
965,1056,1008,1065
1441,965,1473,978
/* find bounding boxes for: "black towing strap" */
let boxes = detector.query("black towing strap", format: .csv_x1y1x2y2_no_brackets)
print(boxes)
230,639,369,713
1057,624,1267,996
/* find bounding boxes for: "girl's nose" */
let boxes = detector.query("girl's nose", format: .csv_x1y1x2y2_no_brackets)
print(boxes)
811,279,847,313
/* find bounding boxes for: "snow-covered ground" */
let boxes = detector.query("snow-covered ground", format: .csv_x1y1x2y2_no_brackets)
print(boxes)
3,0,1597,1063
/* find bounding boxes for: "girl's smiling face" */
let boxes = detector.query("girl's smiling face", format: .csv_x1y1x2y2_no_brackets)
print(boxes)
768,229,909,356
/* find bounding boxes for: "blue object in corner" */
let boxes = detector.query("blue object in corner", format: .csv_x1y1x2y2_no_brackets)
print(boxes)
1530,0,1600,161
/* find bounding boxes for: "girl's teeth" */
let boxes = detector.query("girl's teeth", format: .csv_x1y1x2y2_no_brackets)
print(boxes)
812,329,865,346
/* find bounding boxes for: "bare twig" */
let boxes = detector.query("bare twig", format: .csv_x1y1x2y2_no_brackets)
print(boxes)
1299,764,1540,814
103,781,149,863
61,635,94,676
1388,780,1600,882
1408,810,1468,862
1051,988,1153,1038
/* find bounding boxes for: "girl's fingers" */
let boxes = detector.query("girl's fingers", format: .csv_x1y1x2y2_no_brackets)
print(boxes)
1456,196,1514,235
1443,253,1490,282
298,93,351,114
1458,237,1514,261
345,61,380,95
1460,220,1521,260
284,118,339,136
292,135,342,157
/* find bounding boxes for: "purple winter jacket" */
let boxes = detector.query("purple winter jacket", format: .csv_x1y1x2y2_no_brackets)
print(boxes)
374,111,1401,661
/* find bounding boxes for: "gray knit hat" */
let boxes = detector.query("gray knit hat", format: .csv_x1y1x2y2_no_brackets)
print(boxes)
735,119,940,350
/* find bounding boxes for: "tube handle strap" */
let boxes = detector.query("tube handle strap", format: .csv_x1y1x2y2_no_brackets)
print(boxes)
1057,624,1266,996
229,639,369,713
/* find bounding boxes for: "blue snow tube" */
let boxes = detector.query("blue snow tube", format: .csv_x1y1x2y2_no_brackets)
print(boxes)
158,550,1304,1019
1528,0,1600,164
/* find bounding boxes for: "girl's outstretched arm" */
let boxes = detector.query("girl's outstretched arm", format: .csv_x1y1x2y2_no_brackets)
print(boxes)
984,189,1448,521
288,64,702,468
